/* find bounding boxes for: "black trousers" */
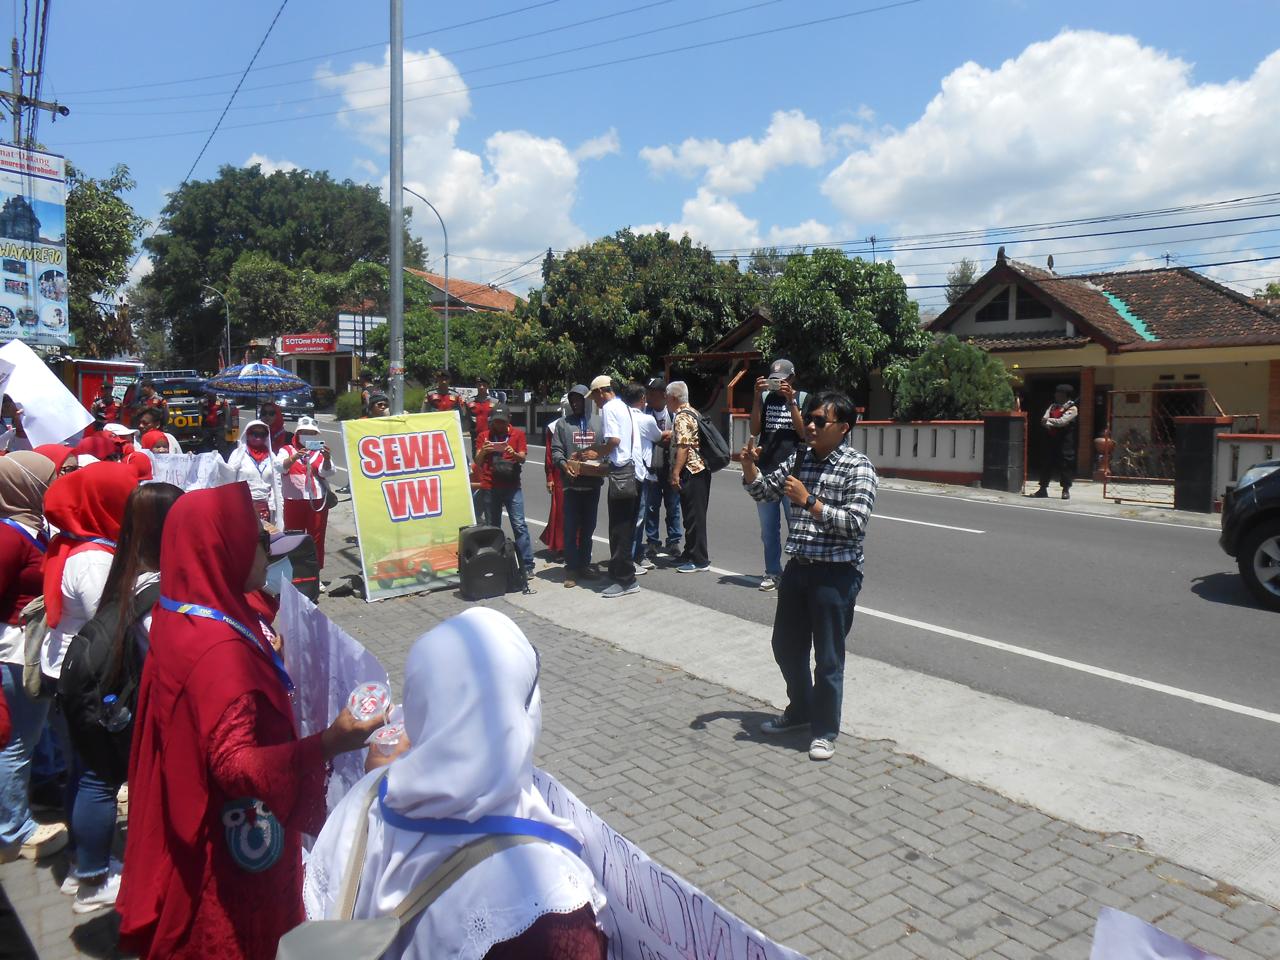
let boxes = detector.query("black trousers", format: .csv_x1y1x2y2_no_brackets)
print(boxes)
1039,436,1076,491
607,487,639,585
678,468,712,566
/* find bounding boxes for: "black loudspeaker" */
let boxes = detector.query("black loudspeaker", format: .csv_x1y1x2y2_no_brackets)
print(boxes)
459,524,513,600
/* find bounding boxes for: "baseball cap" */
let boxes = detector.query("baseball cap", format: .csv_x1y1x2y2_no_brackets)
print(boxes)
367,392,390,407
490,404,511,422
103,423,138,437
645,377,667,391
269,531,309,557
589,375,612,392
568,383,590,397
768,359,795,380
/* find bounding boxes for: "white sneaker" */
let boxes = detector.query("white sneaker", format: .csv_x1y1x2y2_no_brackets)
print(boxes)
758,575,778,591
63,857,122,896
73,867,122,914
638,557,656,571
633,564,648,576
19,822,68,860
809,738,835,761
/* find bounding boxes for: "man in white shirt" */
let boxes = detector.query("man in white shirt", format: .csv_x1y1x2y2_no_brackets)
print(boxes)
625,383,669,575
588,375,641,599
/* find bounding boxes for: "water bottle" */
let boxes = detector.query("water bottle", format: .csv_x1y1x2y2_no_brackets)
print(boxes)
101,694,131,733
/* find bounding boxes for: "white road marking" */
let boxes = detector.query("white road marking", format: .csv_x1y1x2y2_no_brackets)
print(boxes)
524,517,1280,725
886,486,1217,531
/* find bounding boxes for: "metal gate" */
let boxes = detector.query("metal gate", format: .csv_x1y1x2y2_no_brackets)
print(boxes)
1101,388,1218,506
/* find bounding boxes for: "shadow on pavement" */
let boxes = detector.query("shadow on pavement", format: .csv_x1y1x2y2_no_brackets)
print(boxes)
1190,571,1264,610
689,709,808,753
70,910,125,959
0,881,38,960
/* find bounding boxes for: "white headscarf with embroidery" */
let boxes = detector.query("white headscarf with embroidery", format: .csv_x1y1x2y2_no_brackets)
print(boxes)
304,608,604,959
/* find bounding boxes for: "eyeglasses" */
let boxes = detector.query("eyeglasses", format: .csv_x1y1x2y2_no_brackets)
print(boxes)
808,414,831,428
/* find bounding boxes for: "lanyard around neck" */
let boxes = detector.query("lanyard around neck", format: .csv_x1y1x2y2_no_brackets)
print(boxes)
376,777,582,856
1,518,46,553
158,595,294,693
62,531,116,549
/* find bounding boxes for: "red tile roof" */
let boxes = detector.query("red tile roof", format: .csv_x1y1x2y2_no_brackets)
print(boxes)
405,268,522,313
959,332,1093,352
933,259,1280,353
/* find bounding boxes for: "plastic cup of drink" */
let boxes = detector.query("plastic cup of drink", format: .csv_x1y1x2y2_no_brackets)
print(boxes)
372,723,405,756
347,682,392,722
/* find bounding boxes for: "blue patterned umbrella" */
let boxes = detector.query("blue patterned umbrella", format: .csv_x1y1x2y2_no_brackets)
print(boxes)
205,362,307,399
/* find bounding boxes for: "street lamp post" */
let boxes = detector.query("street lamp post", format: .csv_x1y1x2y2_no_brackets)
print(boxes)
402,186,449,378
201,284,231,368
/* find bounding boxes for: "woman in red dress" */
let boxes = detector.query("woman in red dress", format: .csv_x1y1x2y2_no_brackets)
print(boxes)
117,483,384,959
538,420,564,559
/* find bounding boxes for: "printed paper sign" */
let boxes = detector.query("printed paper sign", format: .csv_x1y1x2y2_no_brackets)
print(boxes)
0,338,92,444
341,411,475,601
533,770,808,960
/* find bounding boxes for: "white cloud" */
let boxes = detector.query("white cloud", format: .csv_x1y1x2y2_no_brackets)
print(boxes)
317,48,588,281
636,191,838,254
573,128,620,162
244,153,299,176
640,109,826,194
823,31,1280,229
126,254,153,288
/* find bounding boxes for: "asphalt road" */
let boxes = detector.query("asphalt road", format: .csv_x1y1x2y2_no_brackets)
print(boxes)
315,420,1280,784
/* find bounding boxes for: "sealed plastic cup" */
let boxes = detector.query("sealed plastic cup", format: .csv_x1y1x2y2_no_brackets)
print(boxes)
372,722,406,756
347,682,392,722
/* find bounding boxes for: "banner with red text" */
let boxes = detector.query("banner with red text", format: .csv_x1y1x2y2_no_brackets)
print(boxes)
341,411,475,601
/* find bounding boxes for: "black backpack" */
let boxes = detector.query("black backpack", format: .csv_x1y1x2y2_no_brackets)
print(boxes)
693,410,731,472
56,582,160,784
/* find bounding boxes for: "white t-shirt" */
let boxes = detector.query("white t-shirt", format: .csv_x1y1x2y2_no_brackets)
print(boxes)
601,396,638,470
631,408,665,482
41,549,114,678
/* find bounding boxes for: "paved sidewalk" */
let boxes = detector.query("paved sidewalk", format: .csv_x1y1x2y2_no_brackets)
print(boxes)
2,503,1275,958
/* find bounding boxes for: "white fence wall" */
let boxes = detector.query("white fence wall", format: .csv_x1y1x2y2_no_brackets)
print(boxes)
852,421,984,481
1215,434,1280,501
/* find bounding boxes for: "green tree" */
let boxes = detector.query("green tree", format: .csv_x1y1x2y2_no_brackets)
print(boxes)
143,164,424,368
65,162,147,357
1256,281,1280,300
894,335,1015,420
494,230,761,394
747,246,791,283
945,258,979,305
759,248,928,400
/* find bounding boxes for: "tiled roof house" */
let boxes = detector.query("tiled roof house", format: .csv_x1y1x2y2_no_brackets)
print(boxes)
929,249,1280,475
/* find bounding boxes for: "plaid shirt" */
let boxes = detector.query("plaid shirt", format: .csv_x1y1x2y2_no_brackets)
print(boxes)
746,442,878,565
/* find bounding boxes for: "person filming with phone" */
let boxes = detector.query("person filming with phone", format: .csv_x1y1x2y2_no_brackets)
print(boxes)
740,392,878,763
474,405,536,579
275,417,336,582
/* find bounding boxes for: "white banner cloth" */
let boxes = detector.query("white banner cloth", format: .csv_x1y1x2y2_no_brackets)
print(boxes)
278,582,390,812
0,339,92,445
533,769,808,960
1090,908,1220,959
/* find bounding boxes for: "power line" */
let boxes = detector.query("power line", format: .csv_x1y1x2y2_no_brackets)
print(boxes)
77,0,793,119
55,0,926,147
72,0,680,107
59,0,568,96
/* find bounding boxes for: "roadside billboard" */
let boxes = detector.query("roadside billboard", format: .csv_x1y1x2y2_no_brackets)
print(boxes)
0,144,67,346
341,411,475,601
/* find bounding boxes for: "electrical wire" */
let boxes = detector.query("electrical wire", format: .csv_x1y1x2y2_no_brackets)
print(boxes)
59,0,569,96
76,0,794,119
55,0,926,147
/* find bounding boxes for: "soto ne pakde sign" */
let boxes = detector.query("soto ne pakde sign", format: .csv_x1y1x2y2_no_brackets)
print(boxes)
342,411,475,601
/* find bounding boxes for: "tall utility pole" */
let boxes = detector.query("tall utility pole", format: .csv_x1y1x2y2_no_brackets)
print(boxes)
2,38,68,144
403,187,448,376
387,0,406,415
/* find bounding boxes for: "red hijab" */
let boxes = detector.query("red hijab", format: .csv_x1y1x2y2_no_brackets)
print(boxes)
139,430,168,451
73,434,117,461
41,462,138,628
34,443,73,474
119,483,287,956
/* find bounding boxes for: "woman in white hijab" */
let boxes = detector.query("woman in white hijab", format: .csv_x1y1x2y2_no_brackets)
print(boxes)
225,419,284,526
304,608,607,959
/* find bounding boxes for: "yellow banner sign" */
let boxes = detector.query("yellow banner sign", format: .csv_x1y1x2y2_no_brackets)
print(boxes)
341,411,476,601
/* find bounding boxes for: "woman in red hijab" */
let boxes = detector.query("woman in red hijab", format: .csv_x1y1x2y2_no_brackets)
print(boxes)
73,433,118,464
118,482,384,959
34,443,78,476
138,430,171,455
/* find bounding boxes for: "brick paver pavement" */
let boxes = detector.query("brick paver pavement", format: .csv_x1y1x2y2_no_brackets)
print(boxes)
3,504,1278,959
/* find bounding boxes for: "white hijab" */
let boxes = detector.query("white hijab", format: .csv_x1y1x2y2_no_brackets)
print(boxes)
226,418,284,526
304,608,604,959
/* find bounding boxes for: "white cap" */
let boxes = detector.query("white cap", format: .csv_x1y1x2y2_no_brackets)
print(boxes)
294,416,320,434
589,375,612,392
103,423,138,437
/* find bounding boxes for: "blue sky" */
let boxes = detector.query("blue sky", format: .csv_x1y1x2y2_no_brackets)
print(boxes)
40,0,1280,310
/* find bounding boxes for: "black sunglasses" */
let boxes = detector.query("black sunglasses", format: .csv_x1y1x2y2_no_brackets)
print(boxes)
808,414,831,428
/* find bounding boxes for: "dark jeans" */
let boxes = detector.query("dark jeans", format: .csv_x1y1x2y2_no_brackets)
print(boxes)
562,486,601,572
71,769,119,880
677,468,712,566
1039,440,1076,491
771,558,864,741
642,476,682,548
607,486,640,585
483,486,535,570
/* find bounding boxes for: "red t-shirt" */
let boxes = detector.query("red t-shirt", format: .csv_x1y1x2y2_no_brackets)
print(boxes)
474,426,526,490
426,391,464,412
470,398,494,437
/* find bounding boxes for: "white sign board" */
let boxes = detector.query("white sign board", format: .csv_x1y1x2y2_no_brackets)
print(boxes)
0,338,92,444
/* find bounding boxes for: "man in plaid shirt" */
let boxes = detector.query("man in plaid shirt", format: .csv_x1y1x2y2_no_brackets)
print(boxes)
741,391,877,761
